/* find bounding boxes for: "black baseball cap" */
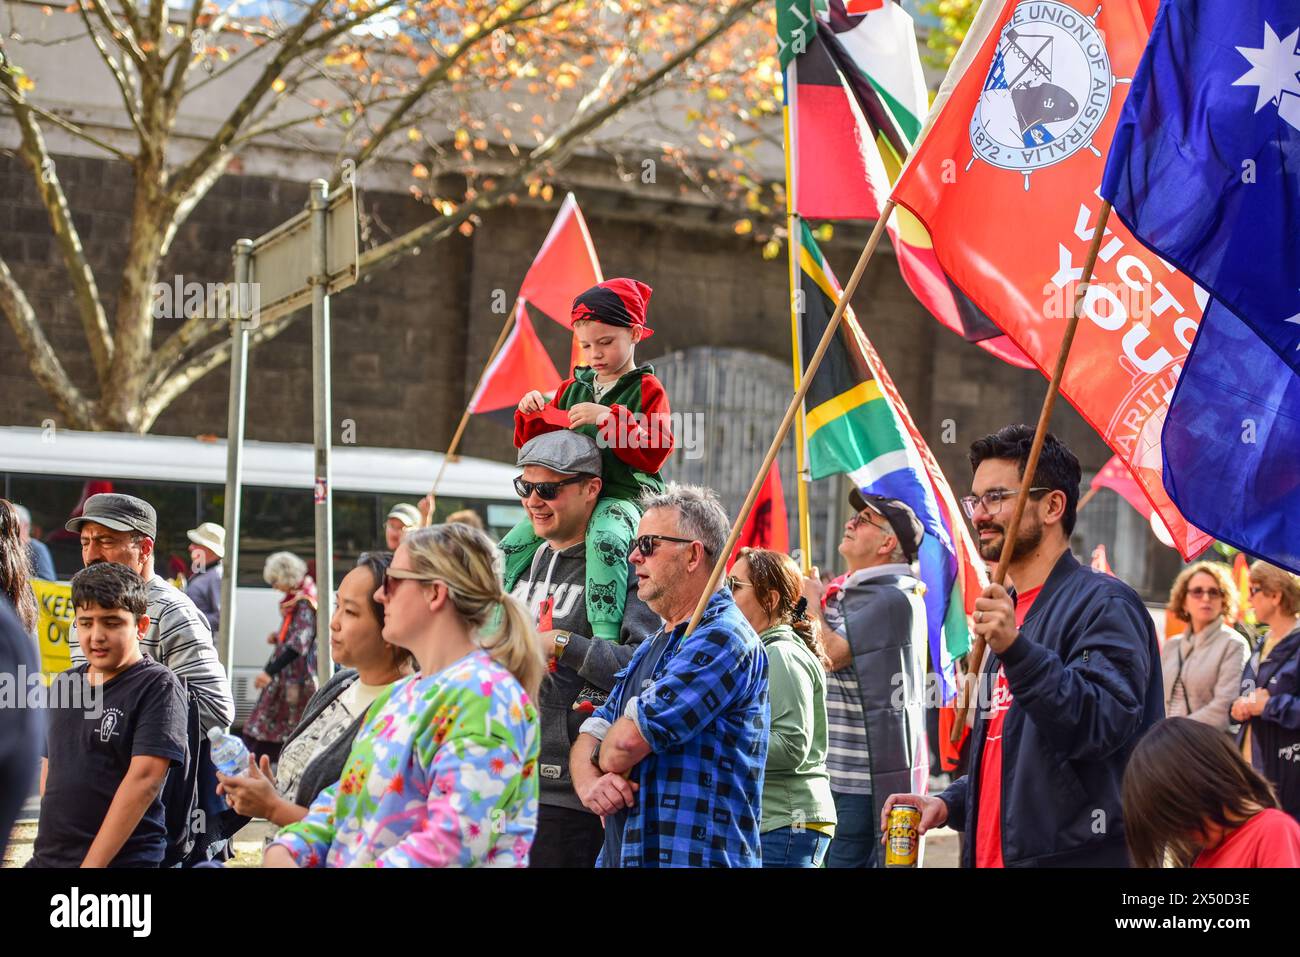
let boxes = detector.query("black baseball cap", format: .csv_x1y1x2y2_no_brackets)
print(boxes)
848,490,924,563
65,493,157,539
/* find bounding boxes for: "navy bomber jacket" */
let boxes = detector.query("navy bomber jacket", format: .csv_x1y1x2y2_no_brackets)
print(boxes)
939,550,1164,867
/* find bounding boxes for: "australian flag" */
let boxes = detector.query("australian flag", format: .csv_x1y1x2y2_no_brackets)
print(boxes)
1102,0,1300,572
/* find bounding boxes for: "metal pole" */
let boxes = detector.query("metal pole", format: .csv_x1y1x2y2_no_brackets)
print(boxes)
218,239,252,687
309,179,334,685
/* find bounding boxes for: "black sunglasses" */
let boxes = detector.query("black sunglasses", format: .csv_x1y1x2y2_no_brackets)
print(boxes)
513,475,588,500
630,534,696,558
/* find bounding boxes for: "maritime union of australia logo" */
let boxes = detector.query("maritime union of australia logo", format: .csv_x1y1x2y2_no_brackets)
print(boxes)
969,2,1121,190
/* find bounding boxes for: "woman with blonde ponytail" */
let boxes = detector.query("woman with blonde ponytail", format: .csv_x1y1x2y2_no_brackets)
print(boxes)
265,523,541,868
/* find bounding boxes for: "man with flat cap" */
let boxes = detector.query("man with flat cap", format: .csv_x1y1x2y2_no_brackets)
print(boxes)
803,489,928,868
504,430,658,867
67,494,233,735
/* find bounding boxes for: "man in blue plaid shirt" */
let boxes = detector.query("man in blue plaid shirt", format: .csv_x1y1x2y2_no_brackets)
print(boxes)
570,483,769,867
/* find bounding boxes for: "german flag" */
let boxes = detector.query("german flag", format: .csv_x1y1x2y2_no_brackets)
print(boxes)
779,1,1031,368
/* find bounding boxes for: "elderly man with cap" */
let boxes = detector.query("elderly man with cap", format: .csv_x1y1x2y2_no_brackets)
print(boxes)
505,430,659,867
384,503,421,550
67,493,234,735
802,488,928,868
184,522,225,636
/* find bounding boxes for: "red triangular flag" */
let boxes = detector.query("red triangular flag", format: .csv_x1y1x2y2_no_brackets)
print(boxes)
518,193,603,330
727,462,790,571
468,301,561,414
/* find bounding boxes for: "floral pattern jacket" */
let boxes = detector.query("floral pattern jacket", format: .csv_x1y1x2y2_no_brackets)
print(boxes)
271,648,539,867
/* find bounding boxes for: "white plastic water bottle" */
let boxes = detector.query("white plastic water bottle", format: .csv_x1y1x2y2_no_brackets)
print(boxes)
208,727,251,778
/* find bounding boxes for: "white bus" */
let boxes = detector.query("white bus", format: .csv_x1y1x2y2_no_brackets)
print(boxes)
0,426,526,727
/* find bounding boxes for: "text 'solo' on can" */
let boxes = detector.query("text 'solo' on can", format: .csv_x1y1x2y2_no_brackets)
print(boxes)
885,804,921,868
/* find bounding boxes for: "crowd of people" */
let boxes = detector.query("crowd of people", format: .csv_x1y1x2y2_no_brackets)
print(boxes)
1,277,1298,869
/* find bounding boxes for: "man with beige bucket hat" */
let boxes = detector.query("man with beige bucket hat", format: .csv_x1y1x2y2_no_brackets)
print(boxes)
185,521,226,636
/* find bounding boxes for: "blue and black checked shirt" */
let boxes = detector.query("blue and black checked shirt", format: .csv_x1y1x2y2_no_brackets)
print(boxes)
589,588,769,867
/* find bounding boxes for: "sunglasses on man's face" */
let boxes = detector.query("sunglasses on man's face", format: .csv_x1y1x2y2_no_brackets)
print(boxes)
629,534,696,559
514,475,587,501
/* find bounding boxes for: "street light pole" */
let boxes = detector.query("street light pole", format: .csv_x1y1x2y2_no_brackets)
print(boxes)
218,238,253,685
308,179,334,685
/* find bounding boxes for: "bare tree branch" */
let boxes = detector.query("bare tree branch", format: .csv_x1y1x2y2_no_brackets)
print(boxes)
81,0,149,67
0,255,95,428
143,0,165,51
116,0,146,40
0,85,134,162
339,0,555,185
0,51,115,384
76,0,148,142
359,0,761,272
167,0,331,201
231,97,367,146
176,31,273,95
142,308,302,429
161,0,210,117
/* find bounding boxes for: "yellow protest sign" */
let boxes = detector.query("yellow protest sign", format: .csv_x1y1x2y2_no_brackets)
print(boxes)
31,579,75,676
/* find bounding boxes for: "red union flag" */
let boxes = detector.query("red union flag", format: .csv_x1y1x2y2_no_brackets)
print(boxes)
727,460,790,572
891,0,1212,559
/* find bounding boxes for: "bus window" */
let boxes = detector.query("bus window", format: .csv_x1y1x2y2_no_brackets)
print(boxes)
234,486,315,588
232,487,382,589
4,472,200,582
333,491,380,586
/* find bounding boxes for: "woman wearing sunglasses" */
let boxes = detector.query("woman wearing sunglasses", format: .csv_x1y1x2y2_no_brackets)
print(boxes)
264,523,543,867
1161,562,1250,734
1234,561,1300,822
217,552,413,834
728,548,836,867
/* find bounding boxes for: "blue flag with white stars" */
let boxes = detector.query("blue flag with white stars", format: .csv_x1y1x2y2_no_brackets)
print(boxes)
1102,0,1300,571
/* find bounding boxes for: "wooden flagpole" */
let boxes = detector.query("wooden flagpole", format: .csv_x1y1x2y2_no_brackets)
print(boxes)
682,202,898,637
950,200,1114,740
421,299,521,525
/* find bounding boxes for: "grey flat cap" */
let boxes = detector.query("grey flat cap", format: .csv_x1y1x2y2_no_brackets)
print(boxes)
517,430,602,477
65,493,157,539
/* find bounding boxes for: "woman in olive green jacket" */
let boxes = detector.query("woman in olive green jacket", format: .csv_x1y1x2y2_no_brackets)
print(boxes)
729,548,837,867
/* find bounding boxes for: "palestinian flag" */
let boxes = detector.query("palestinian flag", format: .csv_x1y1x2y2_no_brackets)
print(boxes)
779,0,1031,368
799,221,986,702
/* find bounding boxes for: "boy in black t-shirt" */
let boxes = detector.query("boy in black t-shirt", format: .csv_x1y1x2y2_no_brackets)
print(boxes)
30,563,187,868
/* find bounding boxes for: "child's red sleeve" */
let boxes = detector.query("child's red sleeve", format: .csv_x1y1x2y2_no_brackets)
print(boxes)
514,379,574,449
602,375,675,474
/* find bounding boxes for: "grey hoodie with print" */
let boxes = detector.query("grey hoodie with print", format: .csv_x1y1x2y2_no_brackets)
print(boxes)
509,540,660,812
